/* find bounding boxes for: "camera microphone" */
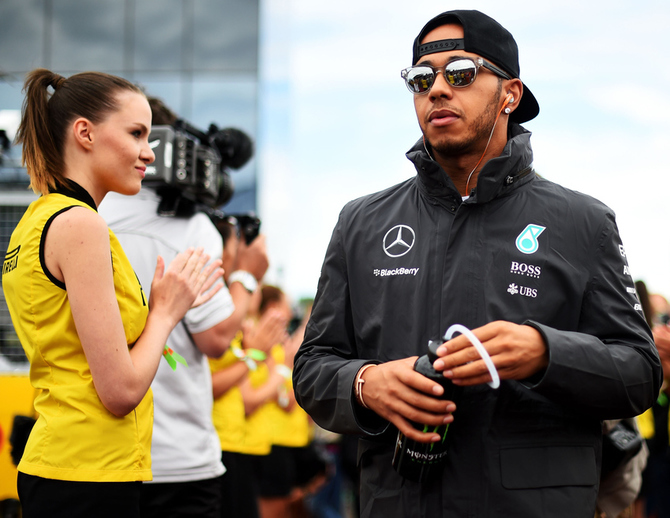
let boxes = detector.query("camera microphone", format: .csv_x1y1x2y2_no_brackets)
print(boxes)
207,126,254,170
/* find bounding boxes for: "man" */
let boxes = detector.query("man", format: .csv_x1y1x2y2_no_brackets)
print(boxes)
99,99,269,518
293,10,662,518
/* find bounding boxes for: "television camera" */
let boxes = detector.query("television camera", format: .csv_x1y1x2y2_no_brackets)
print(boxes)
145,119,253,215
143,119,260,242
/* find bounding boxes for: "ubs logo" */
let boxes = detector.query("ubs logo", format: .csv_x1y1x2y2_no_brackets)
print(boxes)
383,225,415,258
507,283,538,298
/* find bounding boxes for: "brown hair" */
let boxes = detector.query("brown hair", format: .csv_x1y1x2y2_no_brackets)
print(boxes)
635,280,655,328
148,96,178,126
259,285,285,316
15,68,144,195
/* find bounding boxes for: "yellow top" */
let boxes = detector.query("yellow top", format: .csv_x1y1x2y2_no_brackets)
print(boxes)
264,346,311,448
637,408,655,439
210,341,247,452
637,404,670,440
2,188,152,482
241,359,273,456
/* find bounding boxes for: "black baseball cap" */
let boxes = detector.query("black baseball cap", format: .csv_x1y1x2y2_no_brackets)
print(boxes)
412,10,539,123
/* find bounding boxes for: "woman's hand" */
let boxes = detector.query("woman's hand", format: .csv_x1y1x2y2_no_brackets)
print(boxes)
149,247,223,325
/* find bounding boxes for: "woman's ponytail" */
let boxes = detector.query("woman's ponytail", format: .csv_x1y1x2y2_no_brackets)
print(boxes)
15,69,67,195
15,68,143,196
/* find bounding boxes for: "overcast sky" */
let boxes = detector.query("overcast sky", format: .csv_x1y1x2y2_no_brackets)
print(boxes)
256,0,670,306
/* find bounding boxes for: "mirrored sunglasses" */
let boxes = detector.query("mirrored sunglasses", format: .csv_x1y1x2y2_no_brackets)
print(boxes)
401,57,511,94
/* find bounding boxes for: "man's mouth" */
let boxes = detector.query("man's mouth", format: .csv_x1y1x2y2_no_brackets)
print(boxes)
429,109,459,126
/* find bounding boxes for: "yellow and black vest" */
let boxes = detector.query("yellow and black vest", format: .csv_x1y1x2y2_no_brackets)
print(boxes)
2,182,152,482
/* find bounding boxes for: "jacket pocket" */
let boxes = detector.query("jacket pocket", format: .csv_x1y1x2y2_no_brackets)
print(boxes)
500,445,597,489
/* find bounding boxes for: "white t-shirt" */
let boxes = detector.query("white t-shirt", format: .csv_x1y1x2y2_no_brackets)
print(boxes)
100,189,232,483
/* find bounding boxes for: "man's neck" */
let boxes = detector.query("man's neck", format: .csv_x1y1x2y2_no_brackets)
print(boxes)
432,138,508,197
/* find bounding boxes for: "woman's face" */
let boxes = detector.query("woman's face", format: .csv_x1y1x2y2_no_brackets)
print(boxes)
90,91,155,197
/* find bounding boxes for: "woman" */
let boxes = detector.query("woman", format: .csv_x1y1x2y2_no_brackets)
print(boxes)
1,68,222,518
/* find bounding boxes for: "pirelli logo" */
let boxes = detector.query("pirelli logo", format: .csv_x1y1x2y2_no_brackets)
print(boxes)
3,245,20,275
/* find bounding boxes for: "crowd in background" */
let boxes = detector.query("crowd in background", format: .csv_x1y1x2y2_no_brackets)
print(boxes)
619,281,670,518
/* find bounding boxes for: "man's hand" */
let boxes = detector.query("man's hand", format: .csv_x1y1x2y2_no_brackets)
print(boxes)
359,358,456,444
433,321,548,385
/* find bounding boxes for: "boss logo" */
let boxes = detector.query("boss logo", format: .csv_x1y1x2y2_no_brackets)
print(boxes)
510,261,541,278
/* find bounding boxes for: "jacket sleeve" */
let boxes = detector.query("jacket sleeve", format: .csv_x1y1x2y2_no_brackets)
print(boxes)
293,213,389,436
527,211,662,419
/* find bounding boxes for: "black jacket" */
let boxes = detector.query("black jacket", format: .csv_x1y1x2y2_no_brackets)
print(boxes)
293,125,662,517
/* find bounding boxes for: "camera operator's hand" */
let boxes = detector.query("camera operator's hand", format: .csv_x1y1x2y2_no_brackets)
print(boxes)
235,234,269,282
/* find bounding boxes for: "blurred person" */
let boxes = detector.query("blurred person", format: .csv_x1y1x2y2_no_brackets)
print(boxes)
99,97,269,518
2,69,221,518
254,288,329,518
596,416,647,518
209,222,285,518
293,10,661,518
237,293,290,518
591,281,652,518
637,287,670,518
634,280,657,329
650,293,670,327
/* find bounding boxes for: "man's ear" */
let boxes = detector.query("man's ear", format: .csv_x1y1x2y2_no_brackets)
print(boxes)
503,78,523,115
72,118,94,150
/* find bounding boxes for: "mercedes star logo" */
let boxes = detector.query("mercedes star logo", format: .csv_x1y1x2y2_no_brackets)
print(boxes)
383,225,415,258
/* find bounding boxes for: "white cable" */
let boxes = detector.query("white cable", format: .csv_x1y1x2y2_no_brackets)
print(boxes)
443,324,500,389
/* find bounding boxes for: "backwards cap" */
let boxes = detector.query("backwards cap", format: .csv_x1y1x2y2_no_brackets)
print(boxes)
412,10,539,123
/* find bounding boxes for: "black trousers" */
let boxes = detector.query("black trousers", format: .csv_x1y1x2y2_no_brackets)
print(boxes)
220,451,260,518
139,476,222,518
17,472,142,518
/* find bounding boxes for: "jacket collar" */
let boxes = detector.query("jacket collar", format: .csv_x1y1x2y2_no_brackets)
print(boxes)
406,123,535,204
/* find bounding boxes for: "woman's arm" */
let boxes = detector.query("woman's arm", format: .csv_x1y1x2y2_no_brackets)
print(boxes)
212,361,249,399
239,357,284,416
47,207,220,416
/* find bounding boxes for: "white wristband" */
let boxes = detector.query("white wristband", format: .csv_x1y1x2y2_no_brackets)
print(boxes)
276,364,292,379
228,270,258,293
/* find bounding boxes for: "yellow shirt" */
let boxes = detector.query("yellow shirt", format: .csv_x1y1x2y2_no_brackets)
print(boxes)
210,345,246,452
265,346,311,448
241,360,273,455
2,186,152,482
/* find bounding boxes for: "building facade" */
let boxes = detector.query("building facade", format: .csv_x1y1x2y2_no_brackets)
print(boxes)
0,0,261,364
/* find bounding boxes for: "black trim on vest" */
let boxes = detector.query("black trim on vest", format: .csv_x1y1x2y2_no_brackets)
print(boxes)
40,206,76,290
51,179,98,211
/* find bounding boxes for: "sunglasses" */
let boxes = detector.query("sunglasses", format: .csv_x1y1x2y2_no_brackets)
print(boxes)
401,57,511,94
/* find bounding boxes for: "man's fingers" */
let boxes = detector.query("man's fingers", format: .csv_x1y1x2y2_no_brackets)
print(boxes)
390,415,445,444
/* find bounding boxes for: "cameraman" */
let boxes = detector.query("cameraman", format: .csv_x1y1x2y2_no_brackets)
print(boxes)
99,97,268,518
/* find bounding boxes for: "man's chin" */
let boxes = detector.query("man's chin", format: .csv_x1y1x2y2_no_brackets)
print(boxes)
427,137,475,158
